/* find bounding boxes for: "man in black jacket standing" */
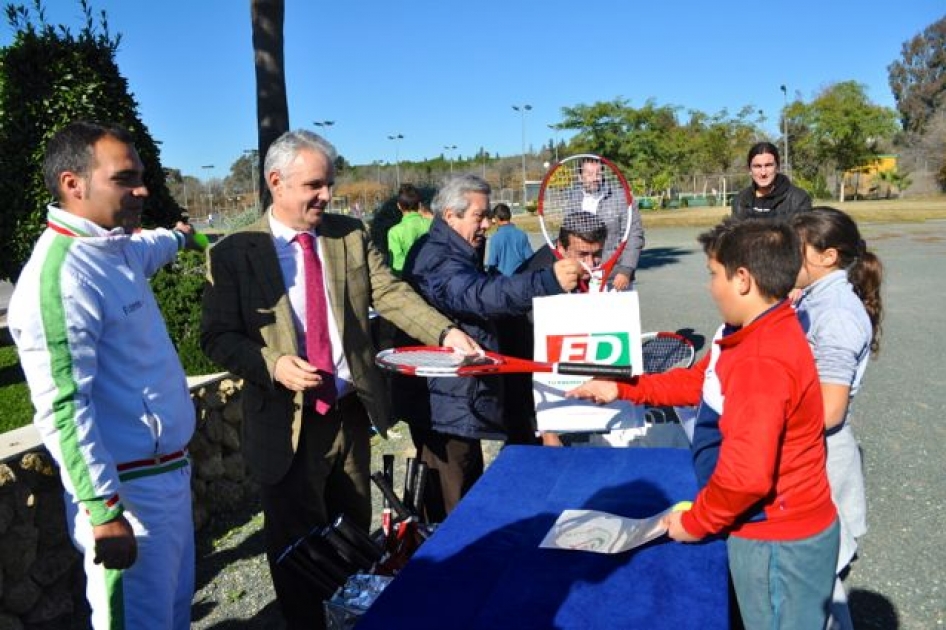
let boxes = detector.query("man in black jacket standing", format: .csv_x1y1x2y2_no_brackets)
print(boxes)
731,142,812,219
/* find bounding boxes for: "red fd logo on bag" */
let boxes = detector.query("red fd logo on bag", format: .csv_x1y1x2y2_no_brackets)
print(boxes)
546,332,631,364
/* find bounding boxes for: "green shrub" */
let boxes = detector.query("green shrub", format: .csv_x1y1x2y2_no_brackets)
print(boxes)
224,206,263,232
793,173,831,200
0,345,33,432
0,2,181,282
150,250,221,376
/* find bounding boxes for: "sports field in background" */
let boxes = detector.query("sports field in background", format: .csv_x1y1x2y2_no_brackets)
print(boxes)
513,195,946,232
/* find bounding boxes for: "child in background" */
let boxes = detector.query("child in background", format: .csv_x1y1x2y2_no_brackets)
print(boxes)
568,218,839,629
791,207,883,630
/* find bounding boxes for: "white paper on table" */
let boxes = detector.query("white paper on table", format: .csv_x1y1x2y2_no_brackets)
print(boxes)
539,508,669,554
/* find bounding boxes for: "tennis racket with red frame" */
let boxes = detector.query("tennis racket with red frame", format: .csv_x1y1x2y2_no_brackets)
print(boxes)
537,154,634,291
375,346,634,378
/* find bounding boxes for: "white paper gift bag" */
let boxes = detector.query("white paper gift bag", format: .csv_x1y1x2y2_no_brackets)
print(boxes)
532,291,645,434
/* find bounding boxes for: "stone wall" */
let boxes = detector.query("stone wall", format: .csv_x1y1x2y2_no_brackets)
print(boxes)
0,374,248,630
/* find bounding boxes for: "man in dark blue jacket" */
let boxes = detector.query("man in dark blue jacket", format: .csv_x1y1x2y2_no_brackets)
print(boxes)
397,174,584,521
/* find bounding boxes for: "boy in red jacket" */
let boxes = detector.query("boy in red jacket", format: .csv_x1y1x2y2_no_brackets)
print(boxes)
569,218,839,629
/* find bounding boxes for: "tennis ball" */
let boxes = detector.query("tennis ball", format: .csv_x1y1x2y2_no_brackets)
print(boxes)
671,500,693,512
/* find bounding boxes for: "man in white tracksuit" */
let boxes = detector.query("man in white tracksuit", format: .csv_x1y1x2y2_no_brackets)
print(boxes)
8,121,202,629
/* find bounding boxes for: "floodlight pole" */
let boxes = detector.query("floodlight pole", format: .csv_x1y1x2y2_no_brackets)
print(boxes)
512,104,532,206
780,85,790,175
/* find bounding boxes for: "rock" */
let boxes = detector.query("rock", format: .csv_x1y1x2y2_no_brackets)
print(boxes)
220,423,241,452
0,523,38,579
204,413,224,444
30,545,79,587
191,477,207,500
195,451,224,481
33,492,68,545
18,452,56,477
193,502,209,532
9,485,33,525
0,500,15,535
221,399,243,425
188,431,212,460
206,479,243,513
202,390,226,411
221,452,245,482
0,464,16,487
1,578,40,615
22,586,73,624
218,378,240,397
18,451,60,493
0,612,24,630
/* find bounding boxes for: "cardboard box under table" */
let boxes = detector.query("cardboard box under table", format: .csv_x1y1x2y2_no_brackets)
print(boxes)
357,446,728,629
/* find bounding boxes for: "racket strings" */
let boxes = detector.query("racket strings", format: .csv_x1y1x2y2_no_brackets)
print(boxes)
382,350,467,369
641,338,695,373
378,349,498,372
541,163,626,225
539,157,631,265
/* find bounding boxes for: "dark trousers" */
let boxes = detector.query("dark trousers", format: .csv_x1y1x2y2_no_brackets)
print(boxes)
409,426,484,523
261,396,371,630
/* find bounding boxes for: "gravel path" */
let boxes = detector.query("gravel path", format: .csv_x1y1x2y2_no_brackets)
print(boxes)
190,426,501,629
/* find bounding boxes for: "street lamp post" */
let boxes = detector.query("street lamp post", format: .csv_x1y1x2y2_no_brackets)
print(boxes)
547,124,560,162
201,164,214,218
243,149,258,211
512,104,532,207
313,120,335,131
444,144,457,173
779,85,790,175
373,160,384,185
388,134,404,188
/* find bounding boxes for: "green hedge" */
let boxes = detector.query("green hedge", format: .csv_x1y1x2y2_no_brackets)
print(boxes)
0,345,32,432
0,3,180,282
150,250,221,376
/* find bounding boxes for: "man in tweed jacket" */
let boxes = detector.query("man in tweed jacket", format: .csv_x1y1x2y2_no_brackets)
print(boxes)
200,130,477,630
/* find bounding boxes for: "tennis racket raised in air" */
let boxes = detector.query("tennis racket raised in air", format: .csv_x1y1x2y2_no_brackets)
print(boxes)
375,347,634,378
537,154,634,292
640,332,696,374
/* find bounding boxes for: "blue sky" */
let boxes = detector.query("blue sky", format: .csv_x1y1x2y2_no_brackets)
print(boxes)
3,1,943,180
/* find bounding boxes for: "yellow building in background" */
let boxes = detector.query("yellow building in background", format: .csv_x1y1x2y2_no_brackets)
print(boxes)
843,154,899,199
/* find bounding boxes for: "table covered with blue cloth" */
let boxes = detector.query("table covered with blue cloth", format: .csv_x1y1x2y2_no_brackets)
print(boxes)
357,446,729,629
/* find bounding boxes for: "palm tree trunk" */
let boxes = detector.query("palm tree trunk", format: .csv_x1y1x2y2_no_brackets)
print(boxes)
251,0,289,211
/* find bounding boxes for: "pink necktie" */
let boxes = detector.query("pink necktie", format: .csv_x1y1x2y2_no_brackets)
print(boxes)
296,232,337,414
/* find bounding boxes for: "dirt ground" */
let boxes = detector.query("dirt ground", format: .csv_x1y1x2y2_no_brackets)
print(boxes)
512,194,946,232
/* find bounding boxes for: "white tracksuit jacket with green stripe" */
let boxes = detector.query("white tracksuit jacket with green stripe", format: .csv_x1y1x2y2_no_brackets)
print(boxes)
9,206,195,527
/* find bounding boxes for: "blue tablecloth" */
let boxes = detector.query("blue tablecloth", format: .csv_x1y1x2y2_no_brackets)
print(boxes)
358,446,729,629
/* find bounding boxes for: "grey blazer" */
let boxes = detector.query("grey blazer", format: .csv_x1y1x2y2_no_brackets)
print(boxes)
200,212,452,484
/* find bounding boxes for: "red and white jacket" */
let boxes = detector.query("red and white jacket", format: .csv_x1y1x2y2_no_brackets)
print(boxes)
618,301,836,541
